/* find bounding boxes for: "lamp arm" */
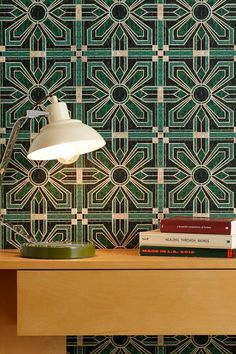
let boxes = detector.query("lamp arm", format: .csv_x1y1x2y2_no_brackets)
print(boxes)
0,216,35,243
0,110,49,243
0,116,28,182
0,110,49,181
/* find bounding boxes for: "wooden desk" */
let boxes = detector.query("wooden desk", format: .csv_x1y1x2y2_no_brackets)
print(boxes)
1,248,236,354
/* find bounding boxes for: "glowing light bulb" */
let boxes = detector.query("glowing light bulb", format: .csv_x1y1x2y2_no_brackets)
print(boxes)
57,154,79,165
56,144,80,165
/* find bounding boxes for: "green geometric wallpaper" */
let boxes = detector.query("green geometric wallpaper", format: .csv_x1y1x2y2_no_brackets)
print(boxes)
1,0,236,353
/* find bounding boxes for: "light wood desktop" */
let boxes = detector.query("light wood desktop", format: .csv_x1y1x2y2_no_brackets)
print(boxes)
1,248,236,354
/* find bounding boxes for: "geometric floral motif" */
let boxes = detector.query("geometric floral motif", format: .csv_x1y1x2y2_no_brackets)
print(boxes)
166,61,235,128
0,0,75,48
166,0,235,47
5,145,72,210
67,335,236,354
85,144,154,209
83,141,157,247
82,0,157,48
165,142,235,212
2,143,75,247
68,335,159,354
83,61,154,128
2,60,74,123
164,335,236,354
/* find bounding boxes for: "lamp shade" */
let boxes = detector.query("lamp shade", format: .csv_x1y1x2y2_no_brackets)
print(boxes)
27,96,105,164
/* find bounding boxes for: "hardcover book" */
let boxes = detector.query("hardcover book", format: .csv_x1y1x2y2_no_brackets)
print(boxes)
160,217,236,235
139,229,236,249
139,245,236,258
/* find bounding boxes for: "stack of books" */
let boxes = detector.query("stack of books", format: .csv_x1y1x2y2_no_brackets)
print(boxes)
139,216,236,258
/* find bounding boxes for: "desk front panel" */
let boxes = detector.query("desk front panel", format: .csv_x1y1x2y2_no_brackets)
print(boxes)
17,269,236,336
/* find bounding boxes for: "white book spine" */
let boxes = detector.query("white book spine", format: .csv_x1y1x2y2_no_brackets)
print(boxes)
139,232,235,249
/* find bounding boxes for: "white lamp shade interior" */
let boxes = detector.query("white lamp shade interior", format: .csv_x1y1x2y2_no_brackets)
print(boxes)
27,120,105,161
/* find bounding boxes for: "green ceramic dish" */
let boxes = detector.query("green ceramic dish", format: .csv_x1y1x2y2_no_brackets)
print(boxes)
20,242,95,259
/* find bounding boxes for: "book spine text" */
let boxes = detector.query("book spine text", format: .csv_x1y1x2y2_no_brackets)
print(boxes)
139,233,234,249
160,219,232,235
139,246,236,258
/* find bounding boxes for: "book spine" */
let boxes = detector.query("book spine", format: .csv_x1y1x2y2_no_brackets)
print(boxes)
160,219,232,235
139,233,234,249
139,246,236,258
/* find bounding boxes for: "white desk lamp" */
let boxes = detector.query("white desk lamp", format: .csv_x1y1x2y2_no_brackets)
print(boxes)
0,95,106,258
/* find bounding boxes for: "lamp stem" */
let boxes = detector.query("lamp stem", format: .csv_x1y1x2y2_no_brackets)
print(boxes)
0,111,49,182
0,116,28,182
0,110,49,244
0,216,35,243
30,93,53,109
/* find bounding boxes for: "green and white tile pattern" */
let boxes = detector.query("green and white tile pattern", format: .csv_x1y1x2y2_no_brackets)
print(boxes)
1,0,236,353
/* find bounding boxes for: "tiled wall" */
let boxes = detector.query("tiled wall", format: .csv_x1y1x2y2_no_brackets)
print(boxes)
1,1,236,353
